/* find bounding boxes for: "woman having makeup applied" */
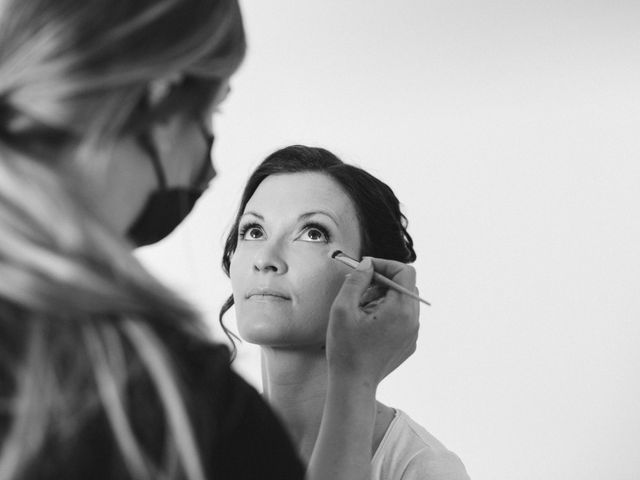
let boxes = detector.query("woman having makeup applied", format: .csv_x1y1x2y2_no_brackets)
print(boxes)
220,146,470,480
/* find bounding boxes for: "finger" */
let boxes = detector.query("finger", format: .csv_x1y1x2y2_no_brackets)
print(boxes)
367,257,406,278
368,257,416,290
359,284,388,306
375,280,421,322
332,257,375,312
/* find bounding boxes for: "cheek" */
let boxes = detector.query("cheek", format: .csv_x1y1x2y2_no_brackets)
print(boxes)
229,253,256,337
296,265,346,323
229,252,246,297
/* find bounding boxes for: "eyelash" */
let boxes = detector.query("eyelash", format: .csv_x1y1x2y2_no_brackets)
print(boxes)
237,222,331,242
238,222,263,240
300,222,331,243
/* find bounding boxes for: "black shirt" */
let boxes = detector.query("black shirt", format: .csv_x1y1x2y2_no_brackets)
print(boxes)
1,316,305,480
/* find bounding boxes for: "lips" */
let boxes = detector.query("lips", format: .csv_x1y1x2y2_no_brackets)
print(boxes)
246,287,291,300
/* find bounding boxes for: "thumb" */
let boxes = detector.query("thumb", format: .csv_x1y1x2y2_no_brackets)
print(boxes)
332,257,374,312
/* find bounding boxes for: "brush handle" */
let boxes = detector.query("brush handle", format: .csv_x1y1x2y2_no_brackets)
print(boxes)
370,271,431,306
331,251,431,306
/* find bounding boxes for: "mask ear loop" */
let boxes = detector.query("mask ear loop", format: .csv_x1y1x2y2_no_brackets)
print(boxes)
137,130,167,190
191,123,216,188
128,88,168,190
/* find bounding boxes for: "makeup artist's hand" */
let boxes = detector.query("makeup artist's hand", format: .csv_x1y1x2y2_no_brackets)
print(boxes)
326,257,420,385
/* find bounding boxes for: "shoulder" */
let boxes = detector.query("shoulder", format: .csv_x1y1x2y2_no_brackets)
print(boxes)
401,448,470,480
373,410,470,480
176,340,306,480
139,326,304,480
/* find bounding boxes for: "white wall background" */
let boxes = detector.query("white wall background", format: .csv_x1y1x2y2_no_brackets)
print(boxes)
137,1,640,479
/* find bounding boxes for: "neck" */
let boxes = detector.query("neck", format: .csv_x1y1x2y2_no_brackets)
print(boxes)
259,345,397,465
260,346,328,462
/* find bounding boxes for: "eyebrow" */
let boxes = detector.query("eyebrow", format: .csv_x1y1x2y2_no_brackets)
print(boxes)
241,211,263,220
240,210,340,226
299,211,340,227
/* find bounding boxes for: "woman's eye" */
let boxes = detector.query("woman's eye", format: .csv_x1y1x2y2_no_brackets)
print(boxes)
300,226,329,243
248,228,263,239
307,229,324,241
240,225,264,240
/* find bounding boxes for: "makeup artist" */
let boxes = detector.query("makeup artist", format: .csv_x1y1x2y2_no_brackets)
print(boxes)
219,145,470,480
0,2,419,480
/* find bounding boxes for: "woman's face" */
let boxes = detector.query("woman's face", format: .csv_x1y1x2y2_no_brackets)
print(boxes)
230,172,362,349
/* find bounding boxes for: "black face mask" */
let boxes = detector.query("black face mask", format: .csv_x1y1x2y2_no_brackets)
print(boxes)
127,125,215,247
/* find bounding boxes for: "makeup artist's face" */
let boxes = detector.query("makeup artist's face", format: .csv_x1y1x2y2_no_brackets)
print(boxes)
230,172,361,349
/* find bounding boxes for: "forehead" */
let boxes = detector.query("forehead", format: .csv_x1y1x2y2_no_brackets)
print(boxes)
245,172,358,223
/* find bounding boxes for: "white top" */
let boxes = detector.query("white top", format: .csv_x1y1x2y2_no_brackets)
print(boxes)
371,409,470,480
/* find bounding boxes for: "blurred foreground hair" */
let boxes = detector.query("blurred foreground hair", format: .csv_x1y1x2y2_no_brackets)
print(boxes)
0,1,245,478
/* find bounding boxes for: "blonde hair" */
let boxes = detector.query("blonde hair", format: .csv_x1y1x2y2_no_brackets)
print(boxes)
0,0,245,478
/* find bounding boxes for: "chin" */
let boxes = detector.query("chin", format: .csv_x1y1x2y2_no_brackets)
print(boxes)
237,323,324,349
238,329,311,348
237,316,287,345
235,304,328,349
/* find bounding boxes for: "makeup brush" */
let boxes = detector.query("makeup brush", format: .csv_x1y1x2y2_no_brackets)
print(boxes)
330,250,431,306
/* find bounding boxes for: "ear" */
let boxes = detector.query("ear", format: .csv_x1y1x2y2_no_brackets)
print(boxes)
148,73,184,105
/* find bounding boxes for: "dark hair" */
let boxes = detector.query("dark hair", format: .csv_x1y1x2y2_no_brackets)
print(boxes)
219,145,416,357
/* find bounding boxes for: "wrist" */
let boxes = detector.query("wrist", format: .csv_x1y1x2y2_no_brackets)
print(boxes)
328,370,378,399
327,357,382,389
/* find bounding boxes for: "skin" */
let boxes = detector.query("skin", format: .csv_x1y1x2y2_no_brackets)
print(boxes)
230,172,402,464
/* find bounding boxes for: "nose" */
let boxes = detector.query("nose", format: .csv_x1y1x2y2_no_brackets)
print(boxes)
253,242,287,274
